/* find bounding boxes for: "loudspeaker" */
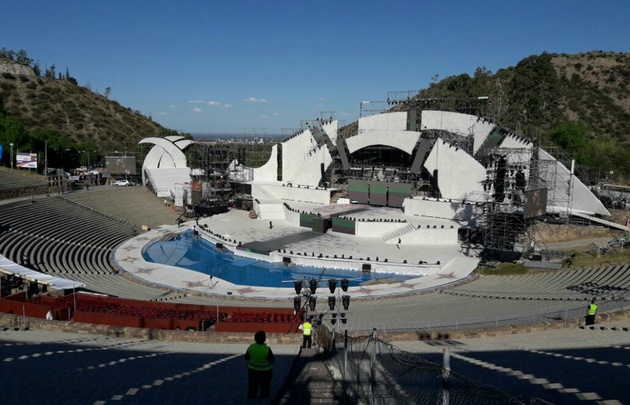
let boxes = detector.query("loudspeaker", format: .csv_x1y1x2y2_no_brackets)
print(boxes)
191,189,201,204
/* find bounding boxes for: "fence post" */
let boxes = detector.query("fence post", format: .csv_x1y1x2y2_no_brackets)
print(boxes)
370,328,378,405
442,347,450,405
344,329,348,379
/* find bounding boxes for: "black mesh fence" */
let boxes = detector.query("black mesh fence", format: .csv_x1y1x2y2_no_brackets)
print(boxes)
325,330,553,405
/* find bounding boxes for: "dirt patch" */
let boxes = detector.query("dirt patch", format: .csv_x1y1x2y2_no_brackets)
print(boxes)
530,222,614,243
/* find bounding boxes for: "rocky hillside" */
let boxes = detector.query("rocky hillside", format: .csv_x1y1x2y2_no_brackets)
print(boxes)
0,57,174,155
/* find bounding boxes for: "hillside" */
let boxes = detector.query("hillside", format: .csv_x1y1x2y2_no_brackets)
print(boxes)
0,56,178,164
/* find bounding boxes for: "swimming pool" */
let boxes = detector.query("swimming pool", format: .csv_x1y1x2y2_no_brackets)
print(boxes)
142,231,414,288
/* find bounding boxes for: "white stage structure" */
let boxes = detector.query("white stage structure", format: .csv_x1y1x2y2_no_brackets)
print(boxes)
139,136,192,198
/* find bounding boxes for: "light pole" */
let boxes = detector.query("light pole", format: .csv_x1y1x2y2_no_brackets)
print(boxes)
9,143,13,169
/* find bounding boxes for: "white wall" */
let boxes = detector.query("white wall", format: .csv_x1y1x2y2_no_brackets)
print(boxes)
421,110,494,154
322,120,339,146
252,144,278,182
345,130,421,155
394,227,458,245
291,144,333,186
538,149,610,216
283,205,301,226
281,129,313,182
358,112,408,132
255,203,285,220
251,183,331,205
404,198,476,222
424,140,485,201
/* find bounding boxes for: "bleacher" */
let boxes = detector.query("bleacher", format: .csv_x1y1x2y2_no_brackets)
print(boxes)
145,167,191,198
443,265,630,301
0,194,176,299
63,186,180,228
0,167,48,190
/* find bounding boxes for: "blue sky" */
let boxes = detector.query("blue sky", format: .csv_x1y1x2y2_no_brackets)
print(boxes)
2,1,629,136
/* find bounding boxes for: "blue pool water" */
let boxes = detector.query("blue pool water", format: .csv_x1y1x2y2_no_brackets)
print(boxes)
142,231,414,288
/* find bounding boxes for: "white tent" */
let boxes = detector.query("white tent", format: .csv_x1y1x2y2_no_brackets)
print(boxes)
0,254,85,290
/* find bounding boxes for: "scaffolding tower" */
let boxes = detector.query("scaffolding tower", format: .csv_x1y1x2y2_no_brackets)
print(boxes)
480,147,540,260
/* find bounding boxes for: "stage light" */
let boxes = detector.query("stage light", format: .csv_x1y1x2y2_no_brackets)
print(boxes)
328,296,336,310
293,296,301,313
309,296,317,311
328,279,337,294
294,280,302,295
341,278,349,292
309,279,318,294
342,295,350,310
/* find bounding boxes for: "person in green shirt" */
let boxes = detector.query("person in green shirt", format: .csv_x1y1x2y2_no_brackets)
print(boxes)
245,330,275,401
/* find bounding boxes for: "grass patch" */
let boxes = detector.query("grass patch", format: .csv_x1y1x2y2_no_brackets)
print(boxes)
477,245,630,275
476,262,531,276
564,249,630,269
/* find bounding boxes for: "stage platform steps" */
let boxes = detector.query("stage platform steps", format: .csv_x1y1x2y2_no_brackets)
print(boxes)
382,223,416,242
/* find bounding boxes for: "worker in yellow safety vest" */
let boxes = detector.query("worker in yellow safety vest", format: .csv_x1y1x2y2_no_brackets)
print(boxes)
300,320,312,349
244,330,275,401
585,298,598,326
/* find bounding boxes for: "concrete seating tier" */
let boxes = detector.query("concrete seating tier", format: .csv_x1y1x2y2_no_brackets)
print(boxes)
47,273,172,301
63,187,180,228
349,290,572,332
0,168,48,190
0,197,154,292
442,265,630,301
0,198,133,276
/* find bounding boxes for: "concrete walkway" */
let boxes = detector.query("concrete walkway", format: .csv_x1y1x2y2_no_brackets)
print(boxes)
2,324,629,404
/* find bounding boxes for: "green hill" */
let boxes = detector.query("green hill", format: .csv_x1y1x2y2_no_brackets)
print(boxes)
0,50,185,169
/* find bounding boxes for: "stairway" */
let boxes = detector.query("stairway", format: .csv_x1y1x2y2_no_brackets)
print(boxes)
382,223,416,242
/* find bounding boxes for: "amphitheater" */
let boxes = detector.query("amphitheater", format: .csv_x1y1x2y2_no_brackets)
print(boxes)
1,107,630,404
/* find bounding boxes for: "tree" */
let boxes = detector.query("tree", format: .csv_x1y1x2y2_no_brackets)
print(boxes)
544,120,590,162
45,64,56,79
508,53,562,135
104,87,112,99
32,61,41,77
15,49,32,66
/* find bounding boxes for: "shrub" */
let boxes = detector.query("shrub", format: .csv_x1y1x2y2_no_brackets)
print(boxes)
2,72,15,79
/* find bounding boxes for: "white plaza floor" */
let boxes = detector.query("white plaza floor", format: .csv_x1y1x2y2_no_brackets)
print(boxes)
114,207,479,300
